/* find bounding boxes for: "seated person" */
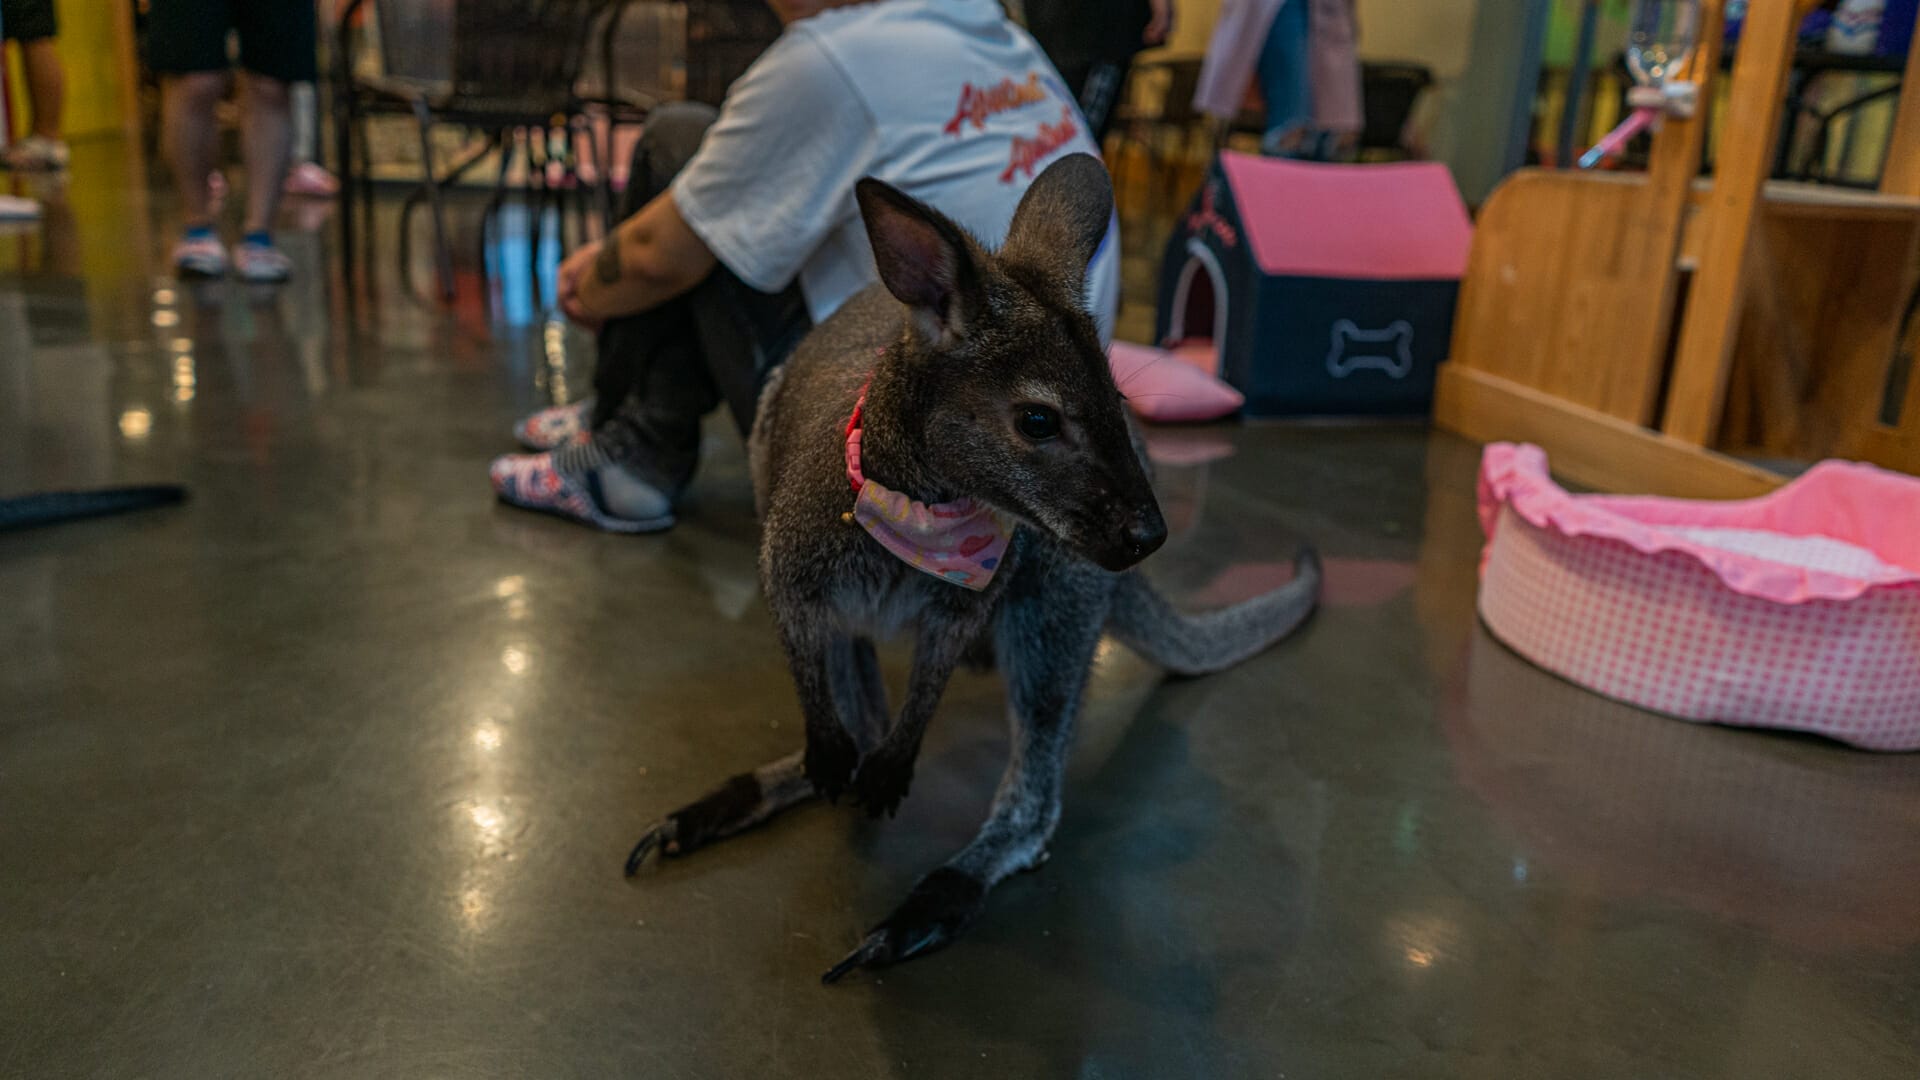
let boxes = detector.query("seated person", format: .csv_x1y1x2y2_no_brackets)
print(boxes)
491,0,1120,533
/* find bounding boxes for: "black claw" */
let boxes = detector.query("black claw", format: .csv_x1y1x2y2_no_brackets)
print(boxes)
623,819,677,876
850,747,915,818
804,728,860,804
820,868,988,983
821,933,893,984
624,830,661,876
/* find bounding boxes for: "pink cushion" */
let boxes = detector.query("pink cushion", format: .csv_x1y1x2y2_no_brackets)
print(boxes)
1169,339,1221,376
1108,340,1244,422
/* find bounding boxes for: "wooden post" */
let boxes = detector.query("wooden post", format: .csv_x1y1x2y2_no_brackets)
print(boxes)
112,0,143,141
1882,13,1920,196
1615,0,1726,424
1660,0,1816,447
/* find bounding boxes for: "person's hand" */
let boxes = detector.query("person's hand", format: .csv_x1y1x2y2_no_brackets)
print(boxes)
557,239,607,332
1144,0,1174,44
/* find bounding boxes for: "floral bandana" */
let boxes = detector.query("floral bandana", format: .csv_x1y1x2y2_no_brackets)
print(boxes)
843,386,1011,590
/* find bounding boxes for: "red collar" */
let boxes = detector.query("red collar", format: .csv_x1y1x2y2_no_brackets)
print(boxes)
844,380,871,493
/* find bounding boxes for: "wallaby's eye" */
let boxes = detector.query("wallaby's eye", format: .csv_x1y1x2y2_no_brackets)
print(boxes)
1016,404,1062,442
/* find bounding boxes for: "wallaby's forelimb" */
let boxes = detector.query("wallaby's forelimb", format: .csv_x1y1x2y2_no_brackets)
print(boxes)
823,563,1102,981
779,620,862,801
828,635,891,754
850,608,995,818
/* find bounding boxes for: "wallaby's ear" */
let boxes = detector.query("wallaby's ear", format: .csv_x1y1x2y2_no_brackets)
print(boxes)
856,177,984,341
999,153,1113,291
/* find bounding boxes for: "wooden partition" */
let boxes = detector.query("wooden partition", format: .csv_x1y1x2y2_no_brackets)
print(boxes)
1436,0,1920,496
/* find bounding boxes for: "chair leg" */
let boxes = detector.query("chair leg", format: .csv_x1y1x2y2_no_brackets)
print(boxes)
527,127,549,311
335,93,357,294
479,130,514,311
398,185,425,298
410,98,456,303
356,120,377,283
584,112,614,232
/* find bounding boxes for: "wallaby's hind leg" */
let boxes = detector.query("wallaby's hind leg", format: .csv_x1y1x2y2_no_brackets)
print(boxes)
625,751,813,873
626,638,889,874
823,568,1104,981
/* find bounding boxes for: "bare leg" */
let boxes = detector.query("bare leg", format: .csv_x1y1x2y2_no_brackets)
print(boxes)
163,72,227,227
825,561,1106,982
20,39,64,140
239,73,294,234
625,637,889,873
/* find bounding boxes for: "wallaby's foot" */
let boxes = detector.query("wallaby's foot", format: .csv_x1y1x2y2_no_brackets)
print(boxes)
625,754,815,874
850,738,919,818
804,725,860,802
625,774,759,873
821,868,987,983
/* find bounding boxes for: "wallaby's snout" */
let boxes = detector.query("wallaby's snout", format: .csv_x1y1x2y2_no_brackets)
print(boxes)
1083,476,1166,572
1119,503,1168,564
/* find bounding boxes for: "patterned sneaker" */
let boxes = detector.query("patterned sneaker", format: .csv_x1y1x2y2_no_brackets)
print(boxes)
173,234,228,279
513,399,595,451
5,135,70,172
234,240,293,284
489,450,676,533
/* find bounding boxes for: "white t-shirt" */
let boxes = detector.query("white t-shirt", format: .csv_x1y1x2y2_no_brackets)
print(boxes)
670,0,1121,341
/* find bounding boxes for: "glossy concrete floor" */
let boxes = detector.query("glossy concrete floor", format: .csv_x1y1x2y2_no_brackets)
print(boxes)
4,142,1920,1080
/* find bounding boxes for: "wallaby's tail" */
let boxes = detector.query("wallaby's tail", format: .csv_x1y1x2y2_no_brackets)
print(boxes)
1106,549,1321,676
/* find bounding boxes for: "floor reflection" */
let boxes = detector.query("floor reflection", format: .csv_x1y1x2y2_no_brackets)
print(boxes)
1449,623,1920,951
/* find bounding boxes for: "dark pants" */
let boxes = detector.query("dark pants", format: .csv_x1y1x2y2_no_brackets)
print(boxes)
0,0,57,42
589,103,812,495
145,0,319,83
1054,58,1130,145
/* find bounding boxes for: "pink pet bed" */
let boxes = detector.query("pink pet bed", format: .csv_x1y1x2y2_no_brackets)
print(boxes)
1477,443,1920,750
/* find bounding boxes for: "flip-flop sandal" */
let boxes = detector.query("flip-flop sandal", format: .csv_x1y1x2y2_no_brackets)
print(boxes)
512,400,593,451
489,451,674,534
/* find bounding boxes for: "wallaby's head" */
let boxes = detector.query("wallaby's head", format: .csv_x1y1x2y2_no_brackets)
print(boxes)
855,153,1166,572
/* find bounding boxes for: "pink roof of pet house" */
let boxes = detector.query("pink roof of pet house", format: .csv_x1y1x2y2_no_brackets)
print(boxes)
1155,151,1472,417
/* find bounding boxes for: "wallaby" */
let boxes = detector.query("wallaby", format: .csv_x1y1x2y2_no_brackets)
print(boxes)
622,153,1320,982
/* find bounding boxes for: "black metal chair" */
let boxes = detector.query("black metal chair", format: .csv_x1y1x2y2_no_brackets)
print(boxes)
332,0,620,303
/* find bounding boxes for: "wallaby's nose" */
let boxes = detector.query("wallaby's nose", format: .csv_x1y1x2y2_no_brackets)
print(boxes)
1121,508,1168,561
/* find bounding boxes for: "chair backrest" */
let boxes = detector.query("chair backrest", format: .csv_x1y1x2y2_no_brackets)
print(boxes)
1358,62,1434,153
1157,57,1206,127
374,0,455,85
374,0,602,99
578,0,685,106
457,0,602,97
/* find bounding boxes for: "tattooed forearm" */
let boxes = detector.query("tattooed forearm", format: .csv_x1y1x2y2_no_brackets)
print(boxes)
594,236,624,285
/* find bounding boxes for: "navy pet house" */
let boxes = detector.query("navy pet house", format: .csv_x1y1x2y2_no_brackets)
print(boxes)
1155,151,1472,417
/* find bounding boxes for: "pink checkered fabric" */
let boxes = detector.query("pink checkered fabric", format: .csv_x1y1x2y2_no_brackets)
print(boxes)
1477,444,1920,751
